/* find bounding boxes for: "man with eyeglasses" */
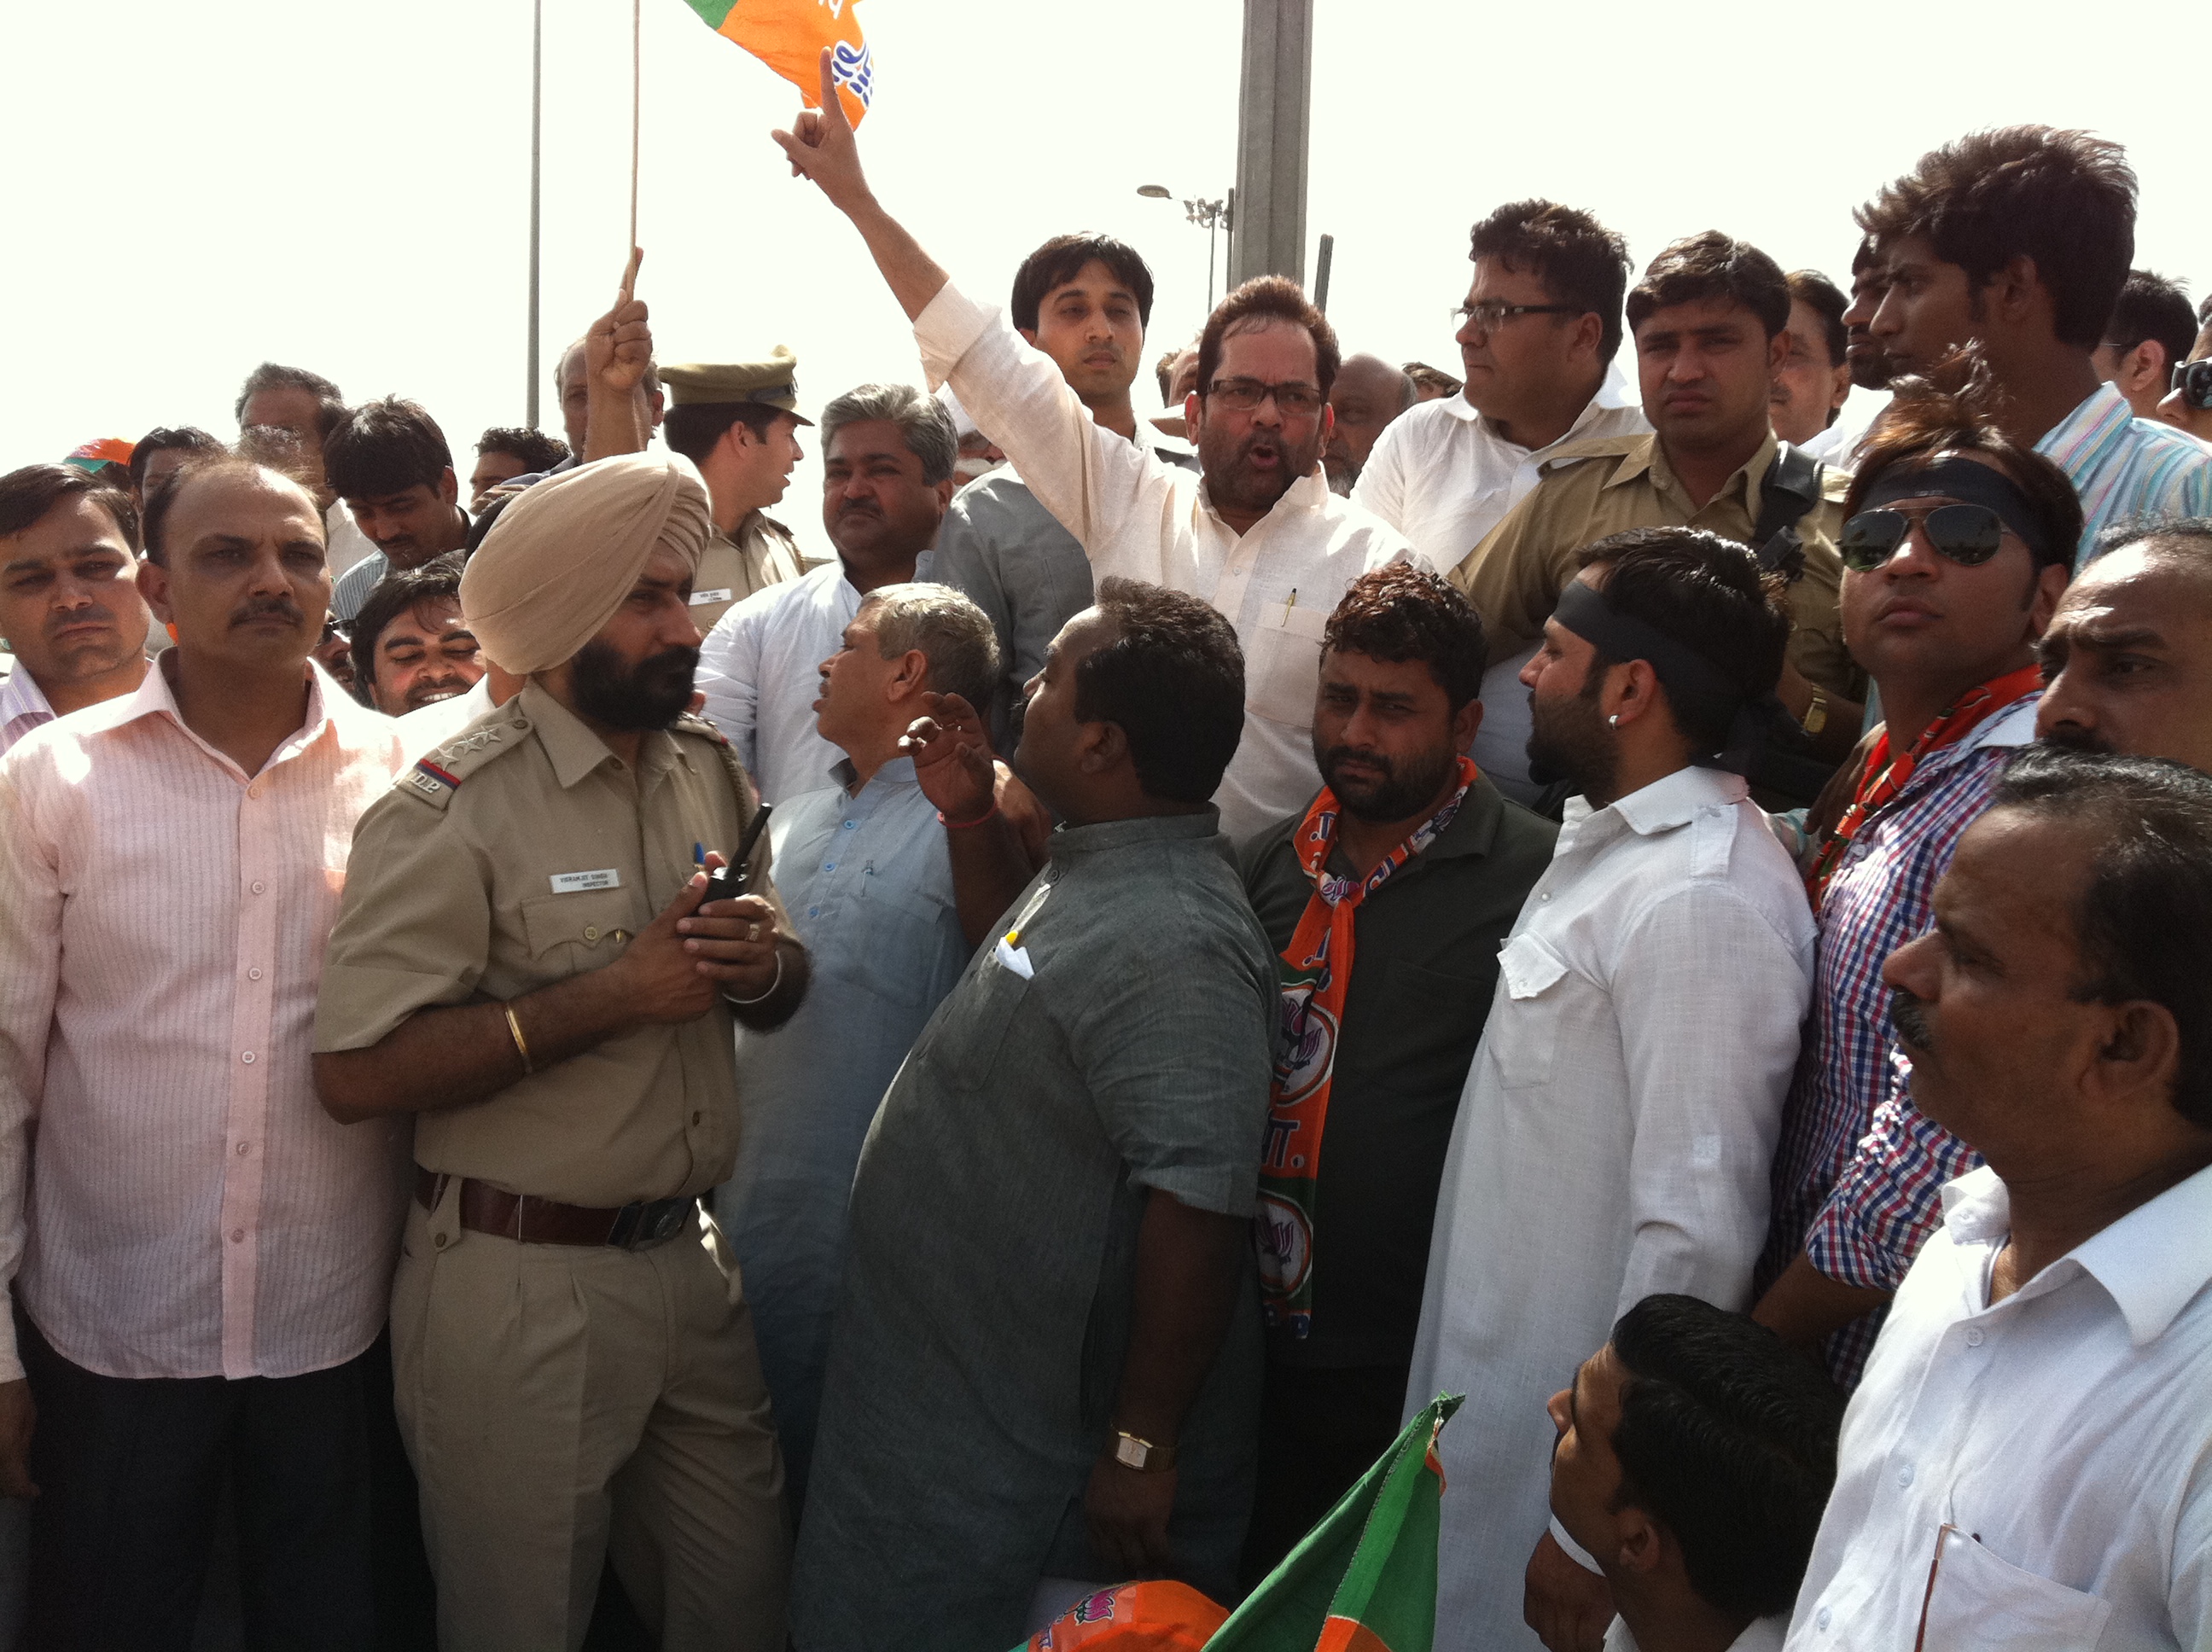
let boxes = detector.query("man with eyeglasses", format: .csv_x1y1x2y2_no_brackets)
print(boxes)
770,51,1412,843
1455,233,1864,780
1750,381,2079,1399
2157,317,2212,443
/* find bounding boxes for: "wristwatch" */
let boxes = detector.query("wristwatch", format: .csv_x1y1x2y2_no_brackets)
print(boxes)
1113,1431,1178,1473
1802,687,1830,736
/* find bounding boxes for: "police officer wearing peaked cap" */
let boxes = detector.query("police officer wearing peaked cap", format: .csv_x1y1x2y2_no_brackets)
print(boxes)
311,449,809,1651
661,349,812,631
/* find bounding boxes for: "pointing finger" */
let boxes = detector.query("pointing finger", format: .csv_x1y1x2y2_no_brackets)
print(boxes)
617,245,643,305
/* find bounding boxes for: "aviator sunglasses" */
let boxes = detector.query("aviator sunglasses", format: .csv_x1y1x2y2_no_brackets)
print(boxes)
1837,503,2007,573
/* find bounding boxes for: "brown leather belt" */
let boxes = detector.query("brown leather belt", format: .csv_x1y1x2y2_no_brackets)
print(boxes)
414,1167,696,1249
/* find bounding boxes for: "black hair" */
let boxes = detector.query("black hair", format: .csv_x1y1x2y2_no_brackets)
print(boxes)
0,462,139,552
474,426,568,474
127,428,224,492
1010,233,1156,334
1608,1295,1845,1620
663,401,785,465
1574,527,1790,753
323,396,455,503
1199,276,1342,403
1785,270,1849,370
2104,270,2197,370
1627,233,1791,340
1470,199,1633,365
141,456,316,567
1323,563,1487,712
234,361,342,427
1994,747,2212,1127
1077,577,1244,804
347,554,467,695
1857,125,2136,352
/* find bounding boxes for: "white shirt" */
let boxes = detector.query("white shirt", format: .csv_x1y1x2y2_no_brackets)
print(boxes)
395,676,498,765
324,498,378,580
0,658,55,755
1351,358,1649,571
696,555,930,806
1607,1614,1786,1652
1784,1163,2212,1652
1406,765,1816,1652
914,280,1417,845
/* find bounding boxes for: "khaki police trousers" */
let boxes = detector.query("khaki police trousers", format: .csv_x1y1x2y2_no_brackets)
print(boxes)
392,1184,789,1652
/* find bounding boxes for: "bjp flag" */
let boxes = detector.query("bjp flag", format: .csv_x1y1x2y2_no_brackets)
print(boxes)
681,0,874,125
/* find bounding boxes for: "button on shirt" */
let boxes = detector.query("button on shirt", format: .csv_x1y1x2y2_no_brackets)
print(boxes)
1350,360,1648,571
2035,381,2212,567
0,660,55,754
913,279,1417,844
1761,696,2039,1387
696,553,934,806
1406,765,1816,1652
792,810,1276,1649
1785,1164,2212,1651
714,758,967,1488
936,424,1197,747
314,684,790,1207
0,658,409,1382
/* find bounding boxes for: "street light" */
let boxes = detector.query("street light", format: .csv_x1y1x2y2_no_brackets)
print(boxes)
1137,184,1233,311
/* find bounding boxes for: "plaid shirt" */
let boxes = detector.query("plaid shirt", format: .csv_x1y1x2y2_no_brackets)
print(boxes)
1759,695,2040,1385
2035,382,2212,569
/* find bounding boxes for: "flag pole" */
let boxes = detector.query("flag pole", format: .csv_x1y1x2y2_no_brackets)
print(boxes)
526,0,544,428
629,0,641,254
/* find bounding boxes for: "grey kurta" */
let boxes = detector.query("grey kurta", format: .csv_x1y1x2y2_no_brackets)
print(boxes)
789,810,1274,1651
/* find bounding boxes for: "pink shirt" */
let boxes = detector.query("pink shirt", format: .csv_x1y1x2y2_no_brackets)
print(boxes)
0,657,409,1381
0,661,55,755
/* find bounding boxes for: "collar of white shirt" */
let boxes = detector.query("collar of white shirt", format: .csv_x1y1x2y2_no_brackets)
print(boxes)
0,655,55,727
1435,353,1643,430
1562,764,1749,836
1938,1159,2212,1347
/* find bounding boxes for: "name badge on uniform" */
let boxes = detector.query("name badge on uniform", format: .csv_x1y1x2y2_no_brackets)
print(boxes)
550,869,621,893
689,588,734,608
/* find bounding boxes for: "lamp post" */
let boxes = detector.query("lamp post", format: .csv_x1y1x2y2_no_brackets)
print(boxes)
1138,184,1233,311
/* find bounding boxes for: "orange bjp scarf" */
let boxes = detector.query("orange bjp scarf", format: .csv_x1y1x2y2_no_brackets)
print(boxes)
1255,756,1477,1337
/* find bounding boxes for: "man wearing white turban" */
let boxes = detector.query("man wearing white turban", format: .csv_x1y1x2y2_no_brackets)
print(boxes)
311,450,809,1651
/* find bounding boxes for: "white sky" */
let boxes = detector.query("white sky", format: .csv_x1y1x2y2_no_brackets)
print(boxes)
6,0,2208,563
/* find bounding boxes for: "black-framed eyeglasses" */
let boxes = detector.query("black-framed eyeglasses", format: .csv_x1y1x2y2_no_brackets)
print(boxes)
2171,358,2212,411
1838,503,2007,573
1207,377,1324,416
1451,301,1581,334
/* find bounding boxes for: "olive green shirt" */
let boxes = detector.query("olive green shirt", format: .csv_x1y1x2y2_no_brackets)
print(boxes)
1451,432,1860,701
691,510,805,632
313,683,787,1207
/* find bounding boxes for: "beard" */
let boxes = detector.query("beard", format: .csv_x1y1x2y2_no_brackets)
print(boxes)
1318,739,1458,823
1200,422,1324,517
1525,673,1616,798
571,639,698,731
1889,987,1936,1054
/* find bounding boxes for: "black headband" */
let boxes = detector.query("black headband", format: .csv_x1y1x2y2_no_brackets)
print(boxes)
1857,456,2058,564
1553,579,1769,775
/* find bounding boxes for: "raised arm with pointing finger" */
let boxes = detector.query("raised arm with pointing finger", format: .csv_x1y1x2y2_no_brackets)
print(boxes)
773,49,1418,844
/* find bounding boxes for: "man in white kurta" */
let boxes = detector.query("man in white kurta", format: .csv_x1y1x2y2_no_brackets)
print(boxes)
1403,539,1816,1652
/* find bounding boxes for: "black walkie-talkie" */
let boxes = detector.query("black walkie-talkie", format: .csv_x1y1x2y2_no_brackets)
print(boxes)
703,804,774,905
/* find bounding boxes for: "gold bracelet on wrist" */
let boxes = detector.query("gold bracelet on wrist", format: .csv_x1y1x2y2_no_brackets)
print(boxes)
503,1003,534,1074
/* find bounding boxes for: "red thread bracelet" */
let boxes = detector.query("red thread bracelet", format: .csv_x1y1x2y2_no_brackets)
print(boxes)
938,800,999,829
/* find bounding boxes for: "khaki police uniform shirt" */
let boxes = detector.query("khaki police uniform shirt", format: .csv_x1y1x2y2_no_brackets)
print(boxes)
313,683,788,1207
691,511,805,633
1451,431,1861,701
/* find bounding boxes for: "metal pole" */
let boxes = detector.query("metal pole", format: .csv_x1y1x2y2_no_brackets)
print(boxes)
1229,0,1313,288
1313,233,1334,312
526,0,543,428
1208,220,1217,311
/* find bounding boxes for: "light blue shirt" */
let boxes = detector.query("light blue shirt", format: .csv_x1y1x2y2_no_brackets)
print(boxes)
713,754,968,1496
2035,381,2212,567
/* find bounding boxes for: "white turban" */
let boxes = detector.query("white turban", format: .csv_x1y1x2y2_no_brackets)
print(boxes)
460,451,713,674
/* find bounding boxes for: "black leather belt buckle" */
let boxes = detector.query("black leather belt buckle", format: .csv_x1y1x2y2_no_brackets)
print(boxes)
608,1196,694,1249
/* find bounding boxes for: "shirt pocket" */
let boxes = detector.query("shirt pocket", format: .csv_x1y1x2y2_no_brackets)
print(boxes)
852,883,958,1011
928,939,1033,1091
1246,600,1330,730
518,888,638,975
1918,1525,2112,1649
1485,930,1571,1093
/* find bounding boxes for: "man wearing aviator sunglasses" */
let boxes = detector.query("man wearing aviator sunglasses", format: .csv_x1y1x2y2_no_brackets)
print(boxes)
1754,383,2080,1391
2159,334,2212,444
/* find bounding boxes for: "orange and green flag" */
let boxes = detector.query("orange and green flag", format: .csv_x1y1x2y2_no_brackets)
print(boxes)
679,0,874,125
1010,1394,1464,1652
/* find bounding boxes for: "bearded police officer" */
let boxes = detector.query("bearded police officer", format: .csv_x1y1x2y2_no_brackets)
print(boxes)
312,451,808,1652
659,351,812,631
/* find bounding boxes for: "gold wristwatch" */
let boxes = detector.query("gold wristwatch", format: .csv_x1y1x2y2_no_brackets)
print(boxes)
1802,687,1830,736
1113,1431,1178,1473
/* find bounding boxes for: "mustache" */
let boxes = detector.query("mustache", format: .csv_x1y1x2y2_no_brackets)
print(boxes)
2038,723,2114,757
48,603,115,637
1319,744,1393,781
230,596,307,629
1889,988,1936,1052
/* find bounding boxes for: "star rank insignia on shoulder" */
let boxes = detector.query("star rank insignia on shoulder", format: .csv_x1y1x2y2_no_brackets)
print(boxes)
394,713,529,810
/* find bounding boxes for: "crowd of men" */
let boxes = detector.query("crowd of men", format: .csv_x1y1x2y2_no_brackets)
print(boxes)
3,61,2211,1652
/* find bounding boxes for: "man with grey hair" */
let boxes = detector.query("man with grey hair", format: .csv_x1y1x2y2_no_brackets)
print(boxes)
1322,354,1416,496
713,580,1000,1503
699,383,957,801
